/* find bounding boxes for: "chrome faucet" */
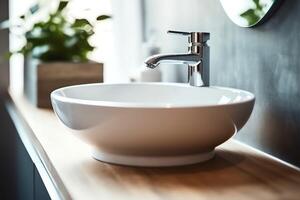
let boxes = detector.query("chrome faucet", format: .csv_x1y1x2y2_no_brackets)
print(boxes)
145,30,210,87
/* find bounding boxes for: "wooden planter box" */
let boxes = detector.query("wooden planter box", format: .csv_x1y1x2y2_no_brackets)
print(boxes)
24,59,103,108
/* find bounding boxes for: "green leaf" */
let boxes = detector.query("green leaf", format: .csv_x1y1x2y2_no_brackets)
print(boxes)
96,15,111,21
30,4,40,14
240,9,260,26
3,52,13,60
58,1,69,12
253,0,263,10
253,0,260,5
72,19,91,28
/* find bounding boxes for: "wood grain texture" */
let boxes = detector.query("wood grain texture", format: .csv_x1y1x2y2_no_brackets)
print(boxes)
24,61,103,108
37,62,103,80
8,91,300,200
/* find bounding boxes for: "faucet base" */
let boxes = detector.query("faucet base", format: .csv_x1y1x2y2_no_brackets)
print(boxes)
91,149,215,167
188,63,209,87
188,65,204,86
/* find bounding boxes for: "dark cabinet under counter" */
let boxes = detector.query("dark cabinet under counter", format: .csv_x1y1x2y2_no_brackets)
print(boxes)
0,97,50,200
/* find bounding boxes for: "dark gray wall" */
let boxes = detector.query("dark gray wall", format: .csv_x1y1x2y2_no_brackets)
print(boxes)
145,0,300,167
0,0,12,197
0,0,9,91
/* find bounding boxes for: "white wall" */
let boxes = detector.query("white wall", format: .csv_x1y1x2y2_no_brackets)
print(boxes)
110,0,144,82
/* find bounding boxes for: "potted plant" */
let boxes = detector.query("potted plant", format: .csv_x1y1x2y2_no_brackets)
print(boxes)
1,0,110,108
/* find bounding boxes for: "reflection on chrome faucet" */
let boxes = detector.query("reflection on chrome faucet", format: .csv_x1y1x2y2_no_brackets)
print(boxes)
144,30,210,87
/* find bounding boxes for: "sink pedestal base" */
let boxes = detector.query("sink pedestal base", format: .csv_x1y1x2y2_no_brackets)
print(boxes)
91,150,215,167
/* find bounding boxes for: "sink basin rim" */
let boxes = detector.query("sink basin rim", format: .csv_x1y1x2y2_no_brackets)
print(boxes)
51,82,255,109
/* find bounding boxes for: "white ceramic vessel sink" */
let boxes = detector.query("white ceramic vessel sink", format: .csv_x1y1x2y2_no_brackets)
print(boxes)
51,83,255,167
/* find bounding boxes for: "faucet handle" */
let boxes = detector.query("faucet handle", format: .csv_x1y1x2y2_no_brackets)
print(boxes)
167,30,191,36
167,30,210,44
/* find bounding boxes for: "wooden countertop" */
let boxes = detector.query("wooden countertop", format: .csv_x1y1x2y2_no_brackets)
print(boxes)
6,91,300,200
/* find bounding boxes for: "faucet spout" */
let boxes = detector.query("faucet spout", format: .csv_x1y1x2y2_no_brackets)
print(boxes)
145,53,201,69
144,30,210,87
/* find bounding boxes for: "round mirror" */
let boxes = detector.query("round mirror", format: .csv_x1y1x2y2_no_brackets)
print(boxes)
220,0,282,27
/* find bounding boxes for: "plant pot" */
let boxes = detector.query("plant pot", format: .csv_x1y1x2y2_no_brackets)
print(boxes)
24,58,103,108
